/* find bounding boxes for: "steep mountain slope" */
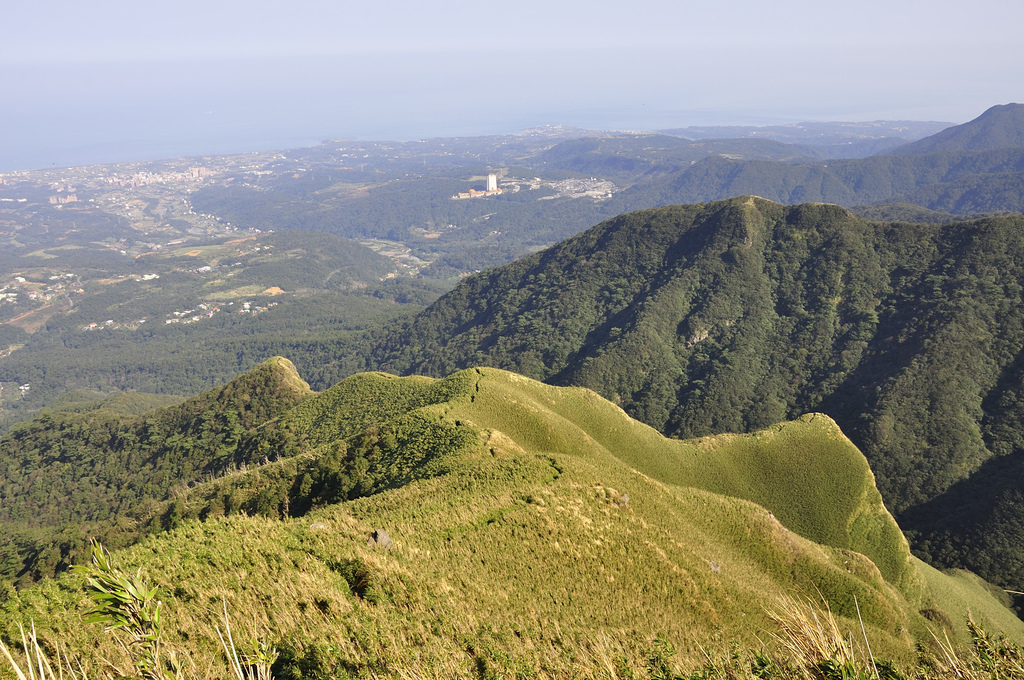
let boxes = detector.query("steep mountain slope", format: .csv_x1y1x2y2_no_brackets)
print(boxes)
372,197,1024,589
904,449,1024,589
892,103,1024,155
887,169,1024,214
3,367,1021,678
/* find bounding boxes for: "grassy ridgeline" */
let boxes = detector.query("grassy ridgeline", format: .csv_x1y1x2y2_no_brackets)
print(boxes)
367,197,1024,592
2,367,1021,678
443,369,912,587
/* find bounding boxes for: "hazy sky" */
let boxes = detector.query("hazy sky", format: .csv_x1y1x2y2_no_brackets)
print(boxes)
2,0,1022,170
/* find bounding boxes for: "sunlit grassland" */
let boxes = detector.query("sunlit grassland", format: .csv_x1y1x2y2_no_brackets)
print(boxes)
441,369,912,587
3,365,1022,678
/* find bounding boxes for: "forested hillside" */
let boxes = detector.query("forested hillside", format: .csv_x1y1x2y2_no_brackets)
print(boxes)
891,102,1024,154
0,358,312,584
612,147,1024,215
372,197,1024,591
659,119,952,158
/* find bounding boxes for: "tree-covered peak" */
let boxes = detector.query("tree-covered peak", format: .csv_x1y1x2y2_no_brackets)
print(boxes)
891,103,1024,155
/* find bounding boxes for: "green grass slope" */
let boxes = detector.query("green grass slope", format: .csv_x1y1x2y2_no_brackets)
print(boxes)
436,368,913,589
371,197,1024,592
5,367,1018,679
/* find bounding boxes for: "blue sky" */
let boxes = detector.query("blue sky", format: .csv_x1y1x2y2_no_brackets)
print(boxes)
2,0,1022,170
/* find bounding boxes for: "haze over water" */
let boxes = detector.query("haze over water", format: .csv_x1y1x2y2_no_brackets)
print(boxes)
2,0,1021,172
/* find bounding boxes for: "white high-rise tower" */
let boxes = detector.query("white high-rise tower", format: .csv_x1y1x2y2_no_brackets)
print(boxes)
486,173,497,191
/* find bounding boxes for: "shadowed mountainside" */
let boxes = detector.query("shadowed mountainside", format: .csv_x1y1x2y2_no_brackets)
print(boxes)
891,103,1024,155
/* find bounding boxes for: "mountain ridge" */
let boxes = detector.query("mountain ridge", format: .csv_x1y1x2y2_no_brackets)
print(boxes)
370,197,1024,590
891,103,1024,155
0,356,313,583
3,364,1023,677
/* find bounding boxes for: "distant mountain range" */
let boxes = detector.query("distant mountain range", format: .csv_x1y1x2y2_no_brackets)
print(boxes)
603,146,1024,215
179,104,1024,285
589,104,1024,216
659,119,952,159
892,102,1024,155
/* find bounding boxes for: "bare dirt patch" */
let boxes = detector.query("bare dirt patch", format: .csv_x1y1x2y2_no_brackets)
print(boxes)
6,297,72,334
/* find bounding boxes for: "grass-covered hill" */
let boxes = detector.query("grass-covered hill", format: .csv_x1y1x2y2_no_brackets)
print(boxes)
3,366,1022,678
370,197,1024,592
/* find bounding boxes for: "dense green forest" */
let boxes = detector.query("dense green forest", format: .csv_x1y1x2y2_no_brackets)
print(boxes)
0,358,486,587
0,358,313,585
610,147,1024,215
891,103,1024,155
850,203,966,224
369,197,1024,591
